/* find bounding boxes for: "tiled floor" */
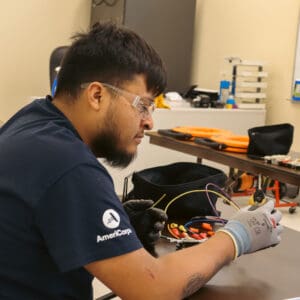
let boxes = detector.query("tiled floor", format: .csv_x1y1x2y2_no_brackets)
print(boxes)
92,194,300,299
280,207,300,230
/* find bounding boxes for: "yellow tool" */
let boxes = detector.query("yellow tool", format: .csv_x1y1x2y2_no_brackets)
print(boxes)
248,189,267,210
154,94,170,109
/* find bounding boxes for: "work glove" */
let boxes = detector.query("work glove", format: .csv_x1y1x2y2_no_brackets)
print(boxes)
123,199,168,257
218,199,283,258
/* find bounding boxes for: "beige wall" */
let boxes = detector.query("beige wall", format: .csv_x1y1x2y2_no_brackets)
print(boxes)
192,0,300,151
1,0,300,151
0,0,91,121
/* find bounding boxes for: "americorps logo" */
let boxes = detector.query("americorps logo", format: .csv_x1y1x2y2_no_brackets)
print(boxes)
97,209,132,243
102,209,120,229
97,228,132,243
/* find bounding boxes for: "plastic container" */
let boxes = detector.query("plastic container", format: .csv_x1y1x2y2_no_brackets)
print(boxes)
219,80,230,103
292,79,300,101
225,95,236,109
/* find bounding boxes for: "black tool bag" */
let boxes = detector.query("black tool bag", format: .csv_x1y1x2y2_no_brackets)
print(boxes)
123,162,227,219
247,123,294,159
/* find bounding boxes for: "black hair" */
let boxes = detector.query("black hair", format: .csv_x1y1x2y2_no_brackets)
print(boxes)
55,22,167,98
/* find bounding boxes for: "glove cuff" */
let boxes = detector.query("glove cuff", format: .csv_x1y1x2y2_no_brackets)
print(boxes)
217,229,239,259
218,220,251,258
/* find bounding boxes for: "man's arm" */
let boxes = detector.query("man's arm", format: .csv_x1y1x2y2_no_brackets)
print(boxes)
85,231,234,300
85,200,282,299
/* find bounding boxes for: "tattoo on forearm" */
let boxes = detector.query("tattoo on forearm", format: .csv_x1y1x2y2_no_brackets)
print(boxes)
181,260,227,298
181,273,206,299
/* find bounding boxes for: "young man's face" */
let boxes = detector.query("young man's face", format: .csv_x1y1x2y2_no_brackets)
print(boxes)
91,75,154,168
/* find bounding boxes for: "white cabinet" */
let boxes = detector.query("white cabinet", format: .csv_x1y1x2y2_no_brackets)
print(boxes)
100,108,266,195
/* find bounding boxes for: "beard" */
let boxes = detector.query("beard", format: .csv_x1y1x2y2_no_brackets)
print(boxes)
90,111,137,168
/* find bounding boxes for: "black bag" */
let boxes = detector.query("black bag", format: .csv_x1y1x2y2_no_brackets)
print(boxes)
247,123,294,159
123,162,227,219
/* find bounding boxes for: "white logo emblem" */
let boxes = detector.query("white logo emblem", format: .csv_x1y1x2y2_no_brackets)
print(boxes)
102,209,120,229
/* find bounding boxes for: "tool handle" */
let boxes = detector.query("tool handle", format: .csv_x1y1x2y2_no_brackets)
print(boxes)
194,137,227,150
158,129,192,140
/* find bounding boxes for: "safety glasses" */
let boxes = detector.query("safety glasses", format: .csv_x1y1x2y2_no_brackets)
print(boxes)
81,82,155,119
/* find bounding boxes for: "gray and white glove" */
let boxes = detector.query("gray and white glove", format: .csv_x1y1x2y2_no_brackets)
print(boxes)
218,200,283,258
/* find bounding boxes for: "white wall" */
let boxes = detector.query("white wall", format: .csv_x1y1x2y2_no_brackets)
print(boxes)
0,0,91,121
1,0,300,151
192,0,300,151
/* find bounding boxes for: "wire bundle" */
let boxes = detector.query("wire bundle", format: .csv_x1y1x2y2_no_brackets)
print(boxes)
152,182,240,244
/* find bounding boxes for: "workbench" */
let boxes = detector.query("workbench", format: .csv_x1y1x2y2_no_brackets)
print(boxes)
102,108,266,195
156,225,300,299
146,131,300,186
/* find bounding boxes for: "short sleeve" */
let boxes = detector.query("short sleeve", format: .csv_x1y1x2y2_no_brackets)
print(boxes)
35,163,142,272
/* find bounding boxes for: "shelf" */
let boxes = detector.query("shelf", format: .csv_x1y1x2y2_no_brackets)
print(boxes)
236,71,268,77
235,92,266,99
231,60,267,103
236,81,268,88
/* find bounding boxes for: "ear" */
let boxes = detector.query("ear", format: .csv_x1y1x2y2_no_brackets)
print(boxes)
85,82,102,111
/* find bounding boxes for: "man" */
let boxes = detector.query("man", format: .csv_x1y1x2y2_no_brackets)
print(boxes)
0,23,282,299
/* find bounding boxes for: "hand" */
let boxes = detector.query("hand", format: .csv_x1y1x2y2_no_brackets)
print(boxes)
123,199,168,257
219,199,283,258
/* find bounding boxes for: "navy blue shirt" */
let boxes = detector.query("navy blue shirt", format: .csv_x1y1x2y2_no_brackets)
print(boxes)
0,97,142,299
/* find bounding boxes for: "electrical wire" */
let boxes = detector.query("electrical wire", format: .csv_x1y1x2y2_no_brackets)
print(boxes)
205,182,240,210
151,193,167,208
154,184,240,241
163,189,239,214
167,216,228,241
148,178,244,243
151,184,240,215
167,223,180,239
184,216,227,230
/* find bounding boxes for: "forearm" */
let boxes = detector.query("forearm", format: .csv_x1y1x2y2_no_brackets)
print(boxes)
89,200,282,299
157,231,235,299
87,232,235,300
